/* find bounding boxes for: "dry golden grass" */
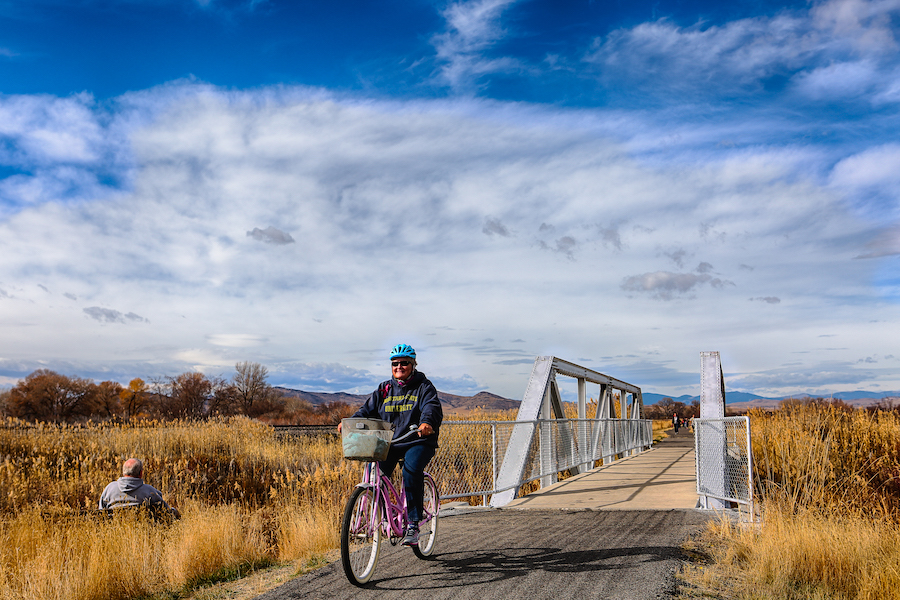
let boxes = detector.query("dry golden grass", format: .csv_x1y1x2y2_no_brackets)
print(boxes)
682,404,900,600
1,407,693,599
0,417,358,600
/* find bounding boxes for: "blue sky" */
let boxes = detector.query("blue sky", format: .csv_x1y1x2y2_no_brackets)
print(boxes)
0,0,898,400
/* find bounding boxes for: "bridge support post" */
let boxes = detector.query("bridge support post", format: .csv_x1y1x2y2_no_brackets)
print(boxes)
697,351,729,510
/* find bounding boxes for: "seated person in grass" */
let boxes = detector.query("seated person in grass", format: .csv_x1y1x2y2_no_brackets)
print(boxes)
99,458,180,518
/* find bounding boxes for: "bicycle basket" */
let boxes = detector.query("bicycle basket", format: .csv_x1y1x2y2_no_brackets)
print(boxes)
341,418,394,461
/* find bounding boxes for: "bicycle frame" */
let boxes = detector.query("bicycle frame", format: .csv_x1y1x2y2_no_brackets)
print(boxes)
357,461,435,541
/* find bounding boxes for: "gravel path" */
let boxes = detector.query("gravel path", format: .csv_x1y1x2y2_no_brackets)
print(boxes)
254,508,712,600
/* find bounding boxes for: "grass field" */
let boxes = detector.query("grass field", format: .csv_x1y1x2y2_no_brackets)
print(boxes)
0,417,353,600
682,403,900,600
0,411,529,600
7,404,895,600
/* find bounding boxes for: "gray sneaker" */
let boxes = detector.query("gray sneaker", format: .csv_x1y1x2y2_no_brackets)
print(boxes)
400,524,419,546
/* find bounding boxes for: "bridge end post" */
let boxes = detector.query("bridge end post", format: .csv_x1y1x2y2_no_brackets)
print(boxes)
697,351,729,510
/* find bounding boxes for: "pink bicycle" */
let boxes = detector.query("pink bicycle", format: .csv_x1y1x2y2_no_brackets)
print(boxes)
339,423,440,586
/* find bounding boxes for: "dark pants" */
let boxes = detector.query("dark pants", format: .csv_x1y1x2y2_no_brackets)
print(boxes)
380,442,436,524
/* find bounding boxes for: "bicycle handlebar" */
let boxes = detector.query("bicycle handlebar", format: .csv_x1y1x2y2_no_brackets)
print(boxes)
392,425,421,444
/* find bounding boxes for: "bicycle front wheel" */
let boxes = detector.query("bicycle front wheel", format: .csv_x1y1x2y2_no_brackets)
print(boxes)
340,486,382,586
412,474,439,558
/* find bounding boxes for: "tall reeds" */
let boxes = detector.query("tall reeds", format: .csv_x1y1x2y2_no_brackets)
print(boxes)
686,403,900,600
0,417,358,600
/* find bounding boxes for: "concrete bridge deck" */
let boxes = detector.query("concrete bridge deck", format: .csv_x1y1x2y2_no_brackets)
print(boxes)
503,427,698,511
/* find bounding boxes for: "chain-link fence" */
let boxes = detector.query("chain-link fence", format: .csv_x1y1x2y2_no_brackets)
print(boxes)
430,418,653,505
694,416,753,515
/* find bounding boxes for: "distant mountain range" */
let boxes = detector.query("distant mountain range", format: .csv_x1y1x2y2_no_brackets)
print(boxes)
642,391,900,410
275,387,900,414
274,387,519,412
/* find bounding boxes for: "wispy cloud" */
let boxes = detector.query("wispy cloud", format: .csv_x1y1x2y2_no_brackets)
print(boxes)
432,0,521,91
83,307,148,324
750,296,782,304
583,0,900,103
855,225,900,258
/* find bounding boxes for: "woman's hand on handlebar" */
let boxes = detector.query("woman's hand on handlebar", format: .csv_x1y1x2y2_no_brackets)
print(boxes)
418,423,433,437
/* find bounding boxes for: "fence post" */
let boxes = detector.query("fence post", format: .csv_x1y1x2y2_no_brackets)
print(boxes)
490,423,497,507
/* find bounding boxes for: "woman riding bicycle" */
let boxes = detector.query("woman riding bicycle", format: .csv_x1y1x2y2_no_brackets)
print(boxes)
341,343,443,547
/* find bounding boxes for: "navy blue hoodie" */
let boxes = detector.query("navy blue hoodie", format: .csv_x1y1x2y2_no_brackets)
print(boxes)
352,370,442,449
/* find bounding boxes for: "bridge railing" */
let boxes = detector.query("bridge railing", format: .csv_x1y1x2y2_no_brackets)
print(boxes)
694,416,753,516
430,417,653,505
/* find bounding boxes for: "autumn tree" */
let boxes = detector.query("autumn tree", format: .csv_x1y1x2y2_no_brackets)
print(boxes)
95,381,123,419
6,370,100,422
206,375,237,416
644,397,675,419
231,362,284,417
315,400,354,425
156,372,212,419
119,378,150,419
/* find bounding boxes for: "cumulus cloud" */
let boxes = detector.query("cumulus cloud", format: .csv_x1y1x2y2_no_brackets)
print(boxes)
247,226,295,245
268,361,378,393
0,83,895,397
0,92,134,214
751,296,782,304
622,263,735,300
729,361,878,391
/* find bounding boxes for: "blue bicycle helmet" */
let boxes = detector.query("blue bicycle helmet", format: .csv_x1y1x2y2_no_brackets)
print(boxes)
389,344,416,360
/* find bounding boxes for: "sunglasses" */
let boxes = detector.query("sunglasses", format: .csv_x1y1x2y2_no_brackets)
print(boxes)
391,360,413,367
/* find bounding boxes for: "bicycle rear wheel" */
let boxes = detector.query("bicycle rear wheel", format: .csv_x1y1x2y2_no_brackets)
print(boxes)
412,474,439,558
340,486,382,585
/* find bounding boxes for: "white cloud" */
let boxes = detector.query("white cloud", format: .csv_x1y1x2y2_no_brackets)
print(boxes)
432,0,522,91
831,143,900,187
207,334,268,347
829,143,900,221
0,93,103,164
0,83,897,397
621,271,734,301
791,59,880,99
856,225,900,258
83,307,148,324
584,0,900,102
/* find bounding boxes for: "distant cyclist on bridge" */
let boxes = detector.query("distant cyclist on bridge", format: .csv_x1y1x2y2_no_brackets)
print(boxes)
340,343,443,547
